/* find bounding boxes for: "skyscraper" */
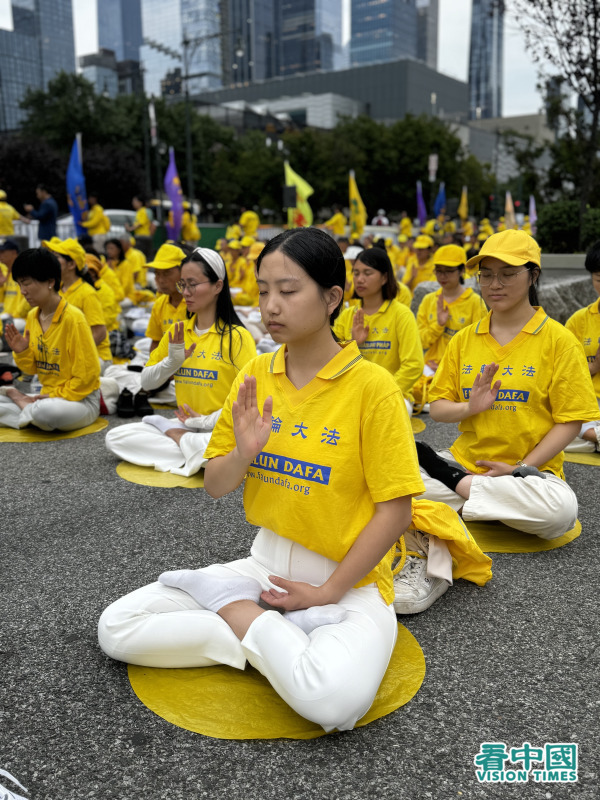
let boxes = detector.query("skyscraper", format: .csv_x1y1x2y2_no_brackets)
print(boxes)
98,0,143,62
220,0,281,85
350,0,418,66
0,0,76,132
140,0,222,96
279,0,343,77
469,0,503,119
416,0,438,70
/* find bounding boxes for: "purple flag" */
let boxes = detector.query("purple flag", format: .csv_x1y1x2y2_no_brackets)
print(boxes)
416,180,427,227
164,147,184,240
529,195,537,236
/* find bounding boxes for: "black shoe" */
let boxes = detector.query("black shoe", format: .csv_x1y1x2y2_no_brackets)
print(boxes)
415,441,469,491
116,388,135,418
134,390,154,417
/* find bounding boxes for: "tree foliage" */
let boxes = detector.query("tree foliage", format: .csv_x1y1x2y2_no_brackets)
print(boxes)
499,1,600,241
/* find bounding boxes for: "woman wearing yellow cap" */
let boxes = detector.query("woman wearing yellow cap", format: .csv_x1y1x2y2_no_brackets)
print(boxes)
105,247,256,475
395,230,600,612
416,243,486,377
333,246,423,415
402,235,436,293
48,238,113,373
0,248,100,430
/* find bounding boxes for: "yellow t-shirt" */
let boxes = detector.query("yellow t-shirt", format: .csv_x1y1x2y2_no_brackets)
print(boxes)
1,273,30,318
93,278,119,331
99,263,124,304
60,278,112,361
0,202,20,235
113,259,136,302
324,212,346,236
145,294,188,342
400,217,413,237
417,288,486,366
429,307,600,477
133,207,151,237
181,211,200,242
229,255,249,290
14,298,100,400
402,254,436,290
81,204,106,235
204,342,425,604
226,223,242,240
125,247,147,287
565,298,600,399
146,317,257,414
239,210,260,237
395,281,412,307
333,299,424,400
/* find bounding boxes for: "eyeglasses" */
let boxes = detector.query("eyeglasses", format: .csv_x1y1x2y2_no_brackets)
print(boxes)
477,268,528,286
434,267,460,275
176,280,211,293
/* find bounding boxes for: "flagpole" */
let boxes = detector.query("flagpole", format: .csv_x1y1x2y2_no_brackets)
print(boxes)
76,132,83,167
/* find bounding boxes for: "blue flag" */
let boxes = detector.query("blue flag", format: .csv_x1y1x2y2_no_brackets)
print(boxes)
433,182,446,217
416,181,427,227
164,147,184,240
66,137,88,236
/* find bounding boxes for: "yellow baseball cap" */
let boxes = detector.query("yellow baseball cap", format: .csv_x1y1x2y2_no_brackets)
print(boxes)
240,236,254,247
44,237,86,269
466,229,541,271
413,234,435,250
434,244,467,267
146,243,186,270
228,240,242,250
398,234,408,243
0,190,6,200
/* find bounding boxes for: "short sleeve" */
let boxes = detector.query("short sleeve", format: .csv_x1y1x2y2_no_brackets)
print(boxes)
361,386,425,503
428,333,462,402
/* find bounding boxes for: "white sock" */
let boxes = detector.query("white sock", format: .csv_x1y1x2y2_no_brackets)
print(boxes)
158,570,262,612
142,415,186,433
284,604,347,634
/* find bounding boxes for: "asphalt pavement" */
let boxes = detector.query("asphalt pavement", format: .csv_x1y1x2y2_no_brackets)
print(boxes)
1,408,598,800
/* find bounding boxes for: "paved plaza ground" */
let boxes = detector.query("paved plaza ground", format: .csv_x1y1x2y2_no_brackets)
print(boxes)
1,409,598,800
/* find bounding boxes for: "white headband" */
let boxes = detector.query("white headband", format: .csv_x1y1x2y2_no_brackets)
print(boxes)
193,247,226,281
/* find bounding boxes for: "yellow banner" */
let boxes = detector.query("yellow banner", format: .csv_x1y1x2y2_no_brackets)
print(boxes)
457,185,468,220
348,170,367,238
284,161,314,227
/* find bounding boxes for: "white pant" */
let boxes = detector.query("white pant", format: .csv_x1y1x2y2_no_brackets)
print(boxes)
105,421,212,476
98,528,398,732
0,390,100,431
564,416,600,453
101,364,177,406
420,450,578,540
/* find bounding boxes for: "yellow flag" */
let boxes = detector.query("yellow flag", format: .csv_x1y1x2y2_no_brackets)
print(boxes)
457,185,468,221
348,170,367,238
504,190,517,229
284,161,314,227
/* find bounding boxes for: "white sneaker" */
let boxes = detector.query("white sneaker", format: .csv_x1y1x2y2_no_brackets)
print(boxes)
393,540,450,614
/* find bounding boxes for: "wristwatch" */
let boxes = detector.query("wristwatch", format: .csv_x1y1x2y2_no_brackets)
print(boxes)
515,460,527,468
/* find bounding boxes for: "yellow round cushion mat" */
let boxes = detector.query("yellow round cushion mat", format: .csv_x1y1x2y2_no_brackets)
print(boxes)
564,451,600,466
116,461,204,489
128,622,425,740
0,417,107,442
410,417,426,434
465,518,581,553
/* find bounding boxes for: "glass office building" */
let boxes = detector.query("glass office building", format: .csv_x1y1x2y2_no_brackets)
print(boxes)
0,0,76,131
279,0,343,76
141,0,222,96
98,0,143,62
469,0,503,119
350,0,418,66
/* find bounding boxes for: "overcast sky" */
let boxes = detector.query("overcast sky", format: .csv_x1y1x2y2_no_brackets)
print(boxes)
3,0,544,118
